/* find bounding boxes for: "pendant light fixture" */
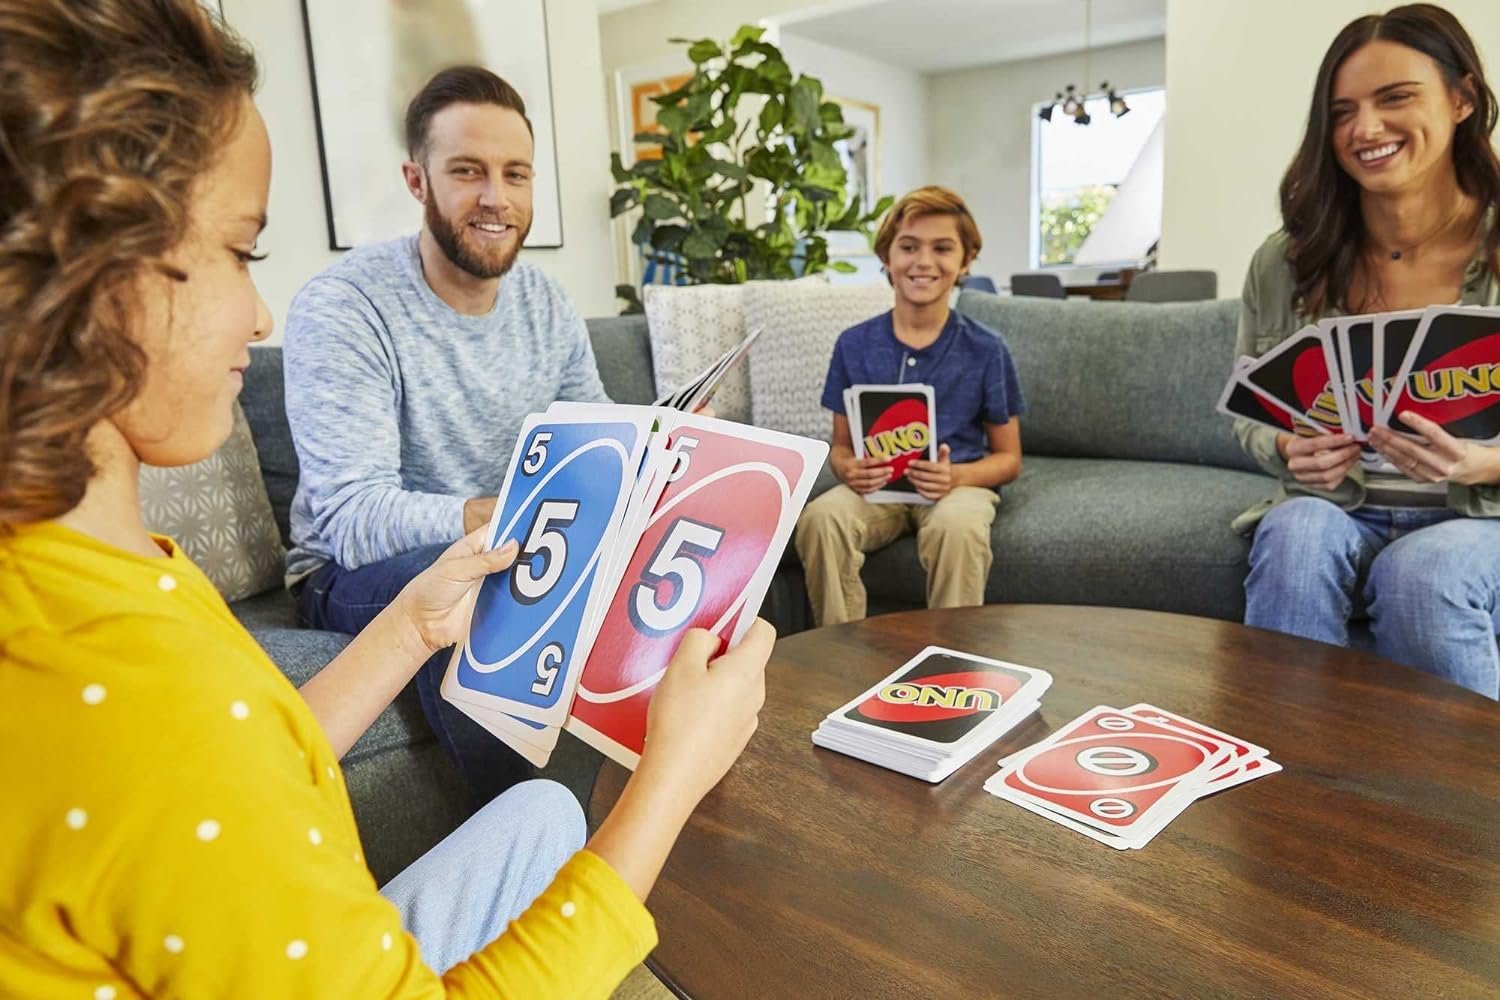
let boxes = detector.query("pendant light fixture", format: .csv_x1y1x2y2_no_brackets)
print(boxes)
1037,0,1132,125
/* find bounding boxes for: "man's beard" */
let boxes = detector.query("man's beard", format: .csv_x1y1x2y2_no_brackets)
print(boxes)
424,194,530,280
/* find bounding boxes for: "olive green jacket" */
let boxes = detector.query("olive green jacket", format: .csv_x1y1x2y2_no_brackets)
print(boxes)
1231,229,1500,535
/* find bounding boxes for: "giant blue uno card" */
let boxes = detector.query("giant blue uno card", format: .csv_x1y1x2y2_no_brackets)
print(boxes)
442,410,653,727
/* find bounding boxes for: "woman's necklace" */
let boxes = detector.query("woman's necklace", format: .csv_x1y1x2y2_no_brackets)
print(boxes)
1372,201,1468,262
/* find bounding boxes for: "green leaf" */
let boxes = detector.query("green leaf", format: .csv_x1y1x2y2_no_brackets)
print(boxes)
643,194,677,221
609,188,638,217
631,216,655,246
609,152,631,184
758,98,782,134
730,24,764,49
682,228,723,258
818,101,844,123
708,158,748,180
788,79,820,130
688,39,723,64
652,224,689,253
655,105,691,135
829,260,857,273
615,284,644,315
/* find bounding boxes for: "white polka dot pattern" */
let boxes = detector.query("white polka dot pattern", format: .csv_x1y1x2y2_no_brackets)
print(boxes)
230,700,250,720
82,684,106,705
164,935,184,954
157,574,177,592
195,819,221,842
381,932,393,951
560,901,577,919
286,939,308,960
308,827,322,846
94,986,116,1000
66,808,87,830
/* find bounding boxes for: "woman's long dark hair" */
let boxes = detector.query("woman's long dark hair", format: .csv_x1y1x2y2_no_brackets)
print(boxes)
1280,3,1500,316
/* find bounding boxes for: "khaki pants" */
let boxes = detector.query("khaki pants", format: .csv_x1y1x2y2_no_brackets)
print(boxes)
794,484,1000,627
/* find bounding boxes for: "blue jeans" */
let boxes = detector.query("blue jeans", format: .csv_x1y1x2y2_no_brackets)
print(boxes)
296,543,535,806
1245,497,1500,699
380,779,585,973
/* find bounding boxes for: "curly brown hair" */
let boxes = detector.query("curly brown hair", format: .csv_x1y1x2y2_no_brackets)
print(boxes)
0,0,258,526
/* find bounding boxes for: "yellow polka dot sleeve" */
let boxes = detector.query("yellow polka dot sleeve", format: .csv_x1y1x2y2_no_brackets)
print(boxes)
0,524,656,999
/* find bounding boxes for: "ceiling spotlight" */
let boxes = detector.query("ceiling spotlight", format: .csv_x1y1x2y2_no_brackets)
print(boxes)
1060,84,1081,117
1039,103,1054,122
1104,83,1130,117
1074,109,1092,126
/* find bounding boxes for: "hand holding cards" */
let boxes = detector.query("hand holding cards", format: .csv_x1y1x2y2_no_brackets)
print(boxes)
1219,305,1500,447
844,384,938,504
442,402,828,770
812,647,1053,782
984,704,1279,850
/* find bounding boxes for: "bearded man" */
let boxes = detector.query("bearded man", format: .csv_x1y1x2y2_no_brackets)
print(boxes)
283,67,610,805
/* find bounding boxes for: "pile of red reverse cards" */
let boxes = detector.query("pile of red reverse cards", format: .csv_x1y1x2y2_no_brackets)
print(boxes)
1218,304,1500,447
983,705,1280,850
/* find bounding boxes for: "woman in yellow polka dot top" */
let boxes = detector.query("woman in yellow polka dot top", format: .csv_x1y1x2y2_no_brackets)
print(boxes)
0,2,772,997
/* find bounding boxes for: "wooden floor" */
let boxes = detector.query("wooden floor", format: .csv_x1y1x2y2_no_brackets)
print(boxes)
612,964,673,999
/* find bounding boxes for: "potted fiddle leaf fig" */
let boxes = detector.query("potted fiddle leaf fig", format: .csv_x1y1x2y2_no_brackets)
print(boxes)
611,25,892,310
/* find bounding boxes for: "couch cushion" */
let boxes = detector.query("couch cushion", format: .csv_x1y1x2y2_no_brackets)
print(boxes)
140,403,286,602
229,586,302,631
744,283,894,442
241,345,299,547
863,456,1272,622
954,292,1256,473
587,315,657,405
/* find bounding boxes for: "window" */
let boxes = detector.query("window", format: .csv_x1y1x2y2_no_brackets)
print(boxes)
1031,87,1166,268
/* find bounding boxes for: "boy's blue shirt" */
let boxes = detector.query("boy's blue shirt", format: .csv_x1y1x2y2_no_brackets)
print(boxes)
820,308,1025,467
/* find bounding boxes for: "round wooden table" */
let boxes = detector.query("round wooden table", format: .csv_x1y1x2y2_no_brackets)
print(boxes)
589,606,1500,1000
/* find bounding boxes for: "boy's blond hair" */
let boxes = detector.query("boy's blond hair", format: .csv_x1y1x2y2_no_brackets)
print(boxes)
873,186,983,266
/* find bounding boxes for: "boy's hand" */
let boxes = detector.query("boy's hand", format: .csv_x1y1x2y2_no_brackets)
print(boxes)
908,444,956,501
836,453,893,495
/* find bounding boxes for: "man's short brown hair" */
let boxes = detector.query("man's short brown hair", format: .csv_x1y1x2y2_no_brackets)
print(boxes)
404,65,532,162
873,186,983,265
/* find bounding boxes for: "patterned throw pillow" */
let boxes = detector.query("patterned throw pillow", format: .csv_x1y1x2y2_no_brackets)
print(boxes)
139,403,286,602
744,282,894,442
644,276,826,424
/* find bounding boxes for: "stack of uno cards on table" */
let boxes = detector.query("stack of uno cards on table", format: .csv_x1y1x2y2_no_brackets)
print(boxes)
843,383,937,504
441,401,827,769
984,704,1280,850
653,325,763,412
1217,305,1500,454
811,647,1052,782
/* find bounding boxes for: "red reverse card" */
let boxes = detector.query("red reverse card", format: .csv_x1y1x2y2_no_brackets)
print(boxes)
565,423,813,767
995,706,1231,838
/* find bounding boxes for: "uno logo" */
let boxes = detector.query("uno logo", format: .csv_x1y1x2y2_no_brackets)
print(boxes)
856,671,1009,723
863,398,931,481
1396,330,1500,426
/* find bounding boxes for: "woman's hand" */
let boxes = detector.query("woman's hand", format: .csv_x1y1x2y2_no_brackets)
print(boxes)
907,444,956,501
637,621,774,807
1370,412,1500,486
586,620,776,902
1278,431,1361,491
834,451,893,495
391,528,520,657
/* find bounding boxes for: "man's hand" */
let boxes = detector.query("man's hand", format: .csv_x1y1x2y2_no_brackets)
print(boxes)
907,444,956,501
1370,412,1500,486
463,496,497,534
391,528,519,657
1277,432,1360,491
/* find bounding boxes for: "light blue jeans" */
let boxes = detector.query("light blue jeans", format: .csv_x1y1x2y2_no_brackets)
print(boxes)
1245,497,1500,699
380,779,586,973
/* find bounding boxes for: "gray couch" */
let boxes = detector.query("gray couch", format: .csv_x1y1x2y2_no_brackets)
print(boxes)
227,293,1286,882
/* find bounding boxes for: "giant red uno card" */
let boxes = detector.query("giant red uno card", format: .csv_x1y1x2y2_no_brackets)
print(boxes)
565,420,824,767
1383,306,1500,443
995,706,1230,838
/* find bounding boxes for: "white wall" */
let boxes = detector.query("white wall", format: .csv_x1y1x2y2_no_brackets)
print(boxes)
779,33,930,202
223,0,617,342
1161,0,1500,298
926,38,1165,287
599,0,872,74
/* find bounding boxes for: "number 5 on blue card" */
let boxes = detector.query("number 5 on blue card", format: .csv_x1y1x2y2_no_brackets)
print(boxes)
441,410,652,727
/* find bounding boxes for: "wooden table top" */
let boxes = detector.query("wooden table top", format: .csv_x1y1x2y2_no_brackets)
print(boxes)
589,605,1500,1000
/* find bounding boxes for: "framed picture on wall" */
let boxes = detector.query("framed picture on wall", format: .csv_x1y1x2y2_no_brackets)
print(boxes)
299,0,564,251
830,96,881,219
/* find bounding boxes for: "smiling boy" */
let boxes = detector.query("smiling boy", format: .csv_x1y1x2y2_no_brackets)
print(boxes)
794,187,1025,626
